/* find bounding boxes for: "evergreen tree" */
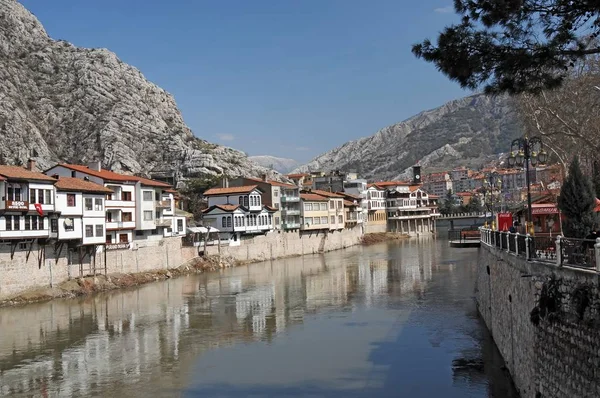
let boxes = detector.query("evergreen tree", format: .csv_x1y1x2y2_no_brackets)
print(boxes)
557,157,597,238
440,189,455,214
412,1,600,94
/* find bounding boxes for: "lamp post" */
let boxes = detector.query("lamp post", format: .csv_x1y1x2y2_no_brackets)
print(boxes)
507,136,548,235
482,172,502,229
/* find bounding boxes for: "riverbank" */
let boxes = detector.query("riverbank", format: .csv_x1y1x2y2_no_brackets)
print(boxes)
0,255,239,307
360,232,410,245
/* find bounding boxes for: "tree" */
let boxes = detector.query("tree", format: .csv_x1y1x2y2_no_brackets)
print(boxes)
557,157,597,238
181,174,222,221
412,1,600,94
440,189,456,214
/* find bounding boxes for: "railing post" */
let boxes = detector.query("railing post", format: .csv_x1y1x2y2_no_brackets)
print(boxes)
515,232,520,255
595,238,600,272
556,235,562,267
506,232,511,253
525,233,531,260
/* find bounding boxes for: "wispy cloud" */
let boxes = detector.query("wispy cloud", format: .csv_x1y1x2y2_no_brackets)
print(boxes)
434,5,453,13
216,133,235,141
295,146,310,151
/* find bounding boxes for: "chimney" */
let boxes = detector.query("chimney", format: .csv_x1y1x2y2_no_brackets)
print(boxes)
412,166,422,184
26,158,36,171
88,161,102,172
261,173,268,182
221,176,229,188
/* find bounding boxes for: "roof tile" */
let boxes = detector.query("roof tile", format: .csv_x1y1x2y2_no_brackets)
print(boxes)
203,185,260,196
0,165,56,182
55,177,114,194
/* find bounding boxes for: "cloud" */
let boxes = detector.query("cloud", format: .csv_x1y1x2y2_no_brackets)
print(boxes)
434,5,453,13
216,133,235,141
295,146,310,151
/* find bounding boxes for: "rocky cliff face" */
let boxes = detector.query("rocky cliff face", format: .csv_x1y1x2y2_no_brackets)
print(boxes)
295,94,521,181
248,155,300,174
0,0,276,185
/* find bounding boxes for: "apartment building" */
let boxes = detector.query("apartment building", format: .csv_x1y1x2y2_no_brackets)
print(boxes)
300,193,330,231
385,185,439,235
308,190,345,230
337,192,365,224
0,164,57,244
366,184,386,224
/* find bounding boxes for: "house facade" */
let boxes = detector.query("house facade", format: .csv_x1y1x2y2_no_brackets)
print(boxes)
310,189,345,230
300,193,330,231
366,184,387,224
386,185,439,236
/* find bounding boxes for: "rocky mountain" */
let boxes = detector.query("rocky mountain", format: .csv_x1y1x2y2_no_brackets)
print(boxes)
0,0,278,186
248,155,300,174
295,94,521,181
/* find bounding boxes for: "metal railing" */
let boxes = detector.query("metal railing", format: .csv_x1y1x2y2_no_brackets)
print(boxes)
480,228,600,271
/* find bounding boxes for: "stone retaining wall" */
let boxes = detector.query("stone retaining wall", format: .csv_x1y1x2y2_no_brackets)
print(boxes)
477,245,600,398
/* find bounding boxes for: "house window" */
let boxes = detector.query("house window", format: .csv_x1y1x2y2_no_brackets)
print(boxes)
304,203,312,211
122,212,133,222
122,191,132,201
24,216,31,230
177,219,183,232
143,191,153,201
96,225,104,237
119,234,128,243
64,218,75,232
314,217,321,224
51,218,58,233
244,196,249,207
222,217,227,227
274,190,278,197
269,215,272,225
320,203,327,211
95,198,103,211
30,189,36,203
13,216,20,230
85,198,93,211
305,217,312,225
331,216,335,224
239,196,243,205
226,216,232,228
7,185,22,201
235,217,239,227
274,203,279,209
38,190,44,204
143,211,153,221
135,230,145,237
321,216,327,224
31,216,39,230
45,190,52,204
275,216,279,225
106,235,112,244
338,215,343,224
155,192,160,201
85,225,94,238
67,194,76,207
106,212,113,222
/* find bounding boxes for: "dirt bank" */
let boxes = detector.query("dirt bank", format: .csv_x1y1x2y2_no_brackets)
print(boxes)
361,232,409,245
0,255,240,307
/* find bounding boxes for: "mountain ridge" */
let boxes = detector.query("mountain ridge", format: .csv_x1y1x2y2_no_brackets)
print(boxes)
294,93,520,180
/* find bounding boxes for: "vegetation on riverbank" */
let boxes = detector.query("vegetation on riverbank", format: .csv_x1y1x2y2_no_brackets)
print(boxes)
361,232,409,245
0,255,240,307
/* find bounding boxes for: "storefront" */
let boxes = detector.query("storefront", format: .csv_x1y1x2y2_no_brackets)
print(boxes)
530,203,562,235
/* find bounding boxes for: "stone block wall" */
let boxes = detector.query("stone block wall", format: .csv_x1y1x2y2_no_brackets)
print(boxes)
477,245,600,398
206,226,363,262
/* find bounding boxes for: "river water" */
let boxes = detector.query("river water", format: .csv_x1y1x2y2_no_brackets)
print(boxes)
0,240,518,397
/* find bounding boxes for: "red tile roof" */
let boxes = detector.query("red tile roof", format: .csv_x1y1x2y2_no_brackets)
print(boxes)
367,183,384,190
300,193,328,202
310,189,343,198
0,165,56,182
55,164,171,187
372,181,410,187
203,185,260,196
286,173,309,179
54,177,114,194
337,192,361,200
202,204,242,213
343,200,358,207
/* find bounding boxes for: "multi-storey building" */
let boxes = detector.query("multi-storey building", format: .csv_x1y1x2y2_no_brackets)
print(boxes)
285,173,311,188
312,172,345,193
201,185,275,244
309,189,345,230
343,199,360,228
343,179,368,222
385,185,439,235
0,164,57,246
45,162,184,245
53,177,113,248
366,184,386,224
337,192,365,224
300,193,330,231
278,183,301,231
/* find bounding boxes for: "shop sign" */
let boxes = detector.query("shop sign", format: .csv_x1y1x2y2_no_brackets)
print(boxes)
6,200,28,211
106,243,130,251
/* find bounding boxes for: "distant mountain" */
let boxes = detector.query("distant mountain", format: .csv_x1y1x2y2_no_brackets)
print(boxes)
0,0,277,186
294,94,521,181
249,156,300,174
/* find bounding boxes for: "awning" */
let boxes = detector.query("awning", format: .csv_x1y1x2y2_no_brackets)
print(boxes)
187,226,219,234
595,198,600,213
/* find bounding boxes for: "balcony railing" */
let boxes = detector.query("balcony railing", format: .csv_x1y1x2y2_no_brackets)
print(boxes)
155,218,172,227
156,200,172,209
281,196,300,203
281,209,301,216
480,228,599,271
282,222,301,229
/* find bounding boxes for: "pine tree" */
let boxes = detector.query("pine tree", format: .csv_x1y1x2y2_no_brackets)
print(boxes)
557,157,597,238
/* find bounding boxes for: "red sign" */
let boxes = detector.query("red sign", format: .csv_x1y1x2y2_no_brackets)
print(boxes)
497,213,513,231
6,200,28,211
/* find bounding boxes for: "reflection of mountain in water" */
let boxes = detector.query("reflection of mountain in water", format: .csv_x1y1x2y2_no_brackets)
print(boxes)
0,245,435,396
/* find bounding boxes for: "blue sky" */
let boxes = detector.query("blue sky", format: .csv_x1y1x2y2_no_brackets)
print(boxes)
20,0,467,162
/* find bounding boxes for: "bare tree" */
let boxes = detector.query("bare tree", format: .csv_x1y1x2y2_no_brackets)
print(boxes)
516,53,600,178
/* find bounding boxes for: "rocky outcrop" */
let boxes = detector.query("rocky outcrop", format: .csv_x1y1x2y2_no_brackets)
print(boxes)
0,0,277,184
295,94,521,180
248,155,300,174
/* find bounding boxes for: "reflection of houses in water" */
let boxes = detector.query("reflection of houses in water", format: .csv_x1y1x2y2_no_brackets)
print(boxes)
357,258,389,307
235,284,275,338
305,265,349,311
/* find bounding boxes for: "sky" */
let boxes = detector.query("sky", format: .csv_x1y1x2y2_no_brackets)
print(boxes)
20,0,468,163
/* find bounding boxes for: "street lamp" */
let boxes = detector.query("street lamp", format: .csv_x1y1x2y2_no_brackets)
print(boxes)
507,136,548,234
482,172,502,229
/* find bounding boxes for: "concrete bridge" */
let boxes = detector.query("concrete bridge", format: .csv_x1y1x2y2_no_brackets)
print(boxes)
436,212,488,230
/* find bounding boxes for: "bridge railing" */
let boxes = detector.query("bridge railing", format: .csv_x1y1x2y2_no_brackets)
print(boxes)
480,228,600,272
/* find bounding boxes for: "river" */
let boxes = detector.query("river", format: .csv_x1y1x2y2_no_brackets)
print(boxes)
0,240,518,397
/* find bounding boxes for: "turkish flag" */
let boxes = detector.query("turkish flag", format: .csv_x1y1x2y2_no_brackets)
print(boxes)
34,203,44,216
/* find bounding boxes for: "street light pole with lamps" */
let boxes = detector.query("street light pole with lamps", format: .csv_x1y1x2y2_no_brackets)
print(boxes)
507,136,548,235
481,172,502,229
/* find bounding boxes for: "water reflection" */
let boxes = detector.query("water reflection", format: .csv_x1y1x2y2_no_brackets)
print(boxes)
0,240,516,397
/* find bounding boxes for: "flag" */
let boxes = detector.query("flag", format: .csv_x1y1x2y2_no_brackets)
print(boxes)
34,203,44,216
